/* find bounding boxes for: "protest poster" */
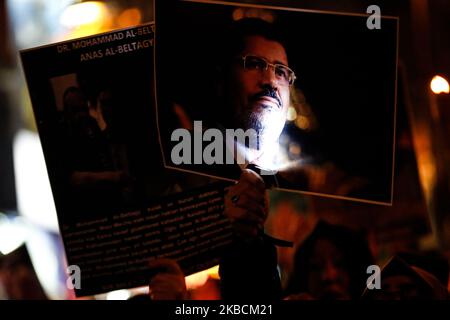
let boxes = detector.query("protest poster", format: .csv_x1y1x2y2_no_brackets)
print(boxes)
21,23,232,296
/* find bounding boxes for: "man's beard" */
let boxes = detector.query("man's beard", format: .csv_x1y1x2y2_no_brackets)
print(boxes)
235,106,284,152
236,89,285,151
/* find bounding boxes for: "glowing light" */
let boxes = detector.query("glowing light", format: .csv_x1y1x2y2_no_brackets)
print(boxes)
26,225,68,300
296,115,310,130
430,75,450,94
117,8,142,28
106,289,132,300
0,215,27,255
286,106,298,121
13,130,59,232
206,265,220,279
185,265,220,289
185,270,210,289
288,143,301,156
60,2,107,28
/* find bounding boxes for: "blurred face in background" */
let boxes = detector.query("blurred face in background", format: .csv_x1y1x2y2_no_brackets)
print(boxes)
307,238,352,300
376,275,422,300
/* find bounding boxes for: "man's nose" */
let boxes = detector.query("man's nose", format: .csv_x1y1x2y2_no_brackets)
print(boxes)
259,65,279,89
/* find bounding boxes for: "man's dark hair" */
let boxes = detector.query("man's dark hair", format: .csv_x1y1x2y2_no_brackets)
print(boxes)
62,86,89,123
63,86,84,108
219,18,289,66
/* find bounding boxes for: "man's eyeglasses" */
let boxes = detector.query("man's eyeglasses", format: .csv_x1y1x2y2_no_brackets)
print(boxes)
240,55,296,86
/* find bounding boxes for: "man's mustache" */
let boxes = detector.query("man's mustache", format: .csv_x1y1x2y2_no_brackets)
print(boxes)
250,88,282,108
